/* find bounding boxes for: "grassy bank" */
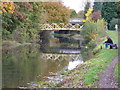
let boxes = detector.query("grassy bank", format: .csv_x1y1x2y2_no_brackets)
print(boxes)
40,30,116,88
31,30,118,88
56,30,118,88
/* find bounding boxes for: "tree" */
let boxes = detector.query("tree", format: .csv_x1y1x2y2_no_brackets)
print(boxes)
93,2,103,12
84,2,90,19
110,18,119,30
2,2,33,33
117,1,120,24
101,2,118,29
91,10,101,21
70,9,77,18
0,2,15,14
118,1,120,8
77,10,84,19
82,8,93,22
42,2,70,23
2,2,44,42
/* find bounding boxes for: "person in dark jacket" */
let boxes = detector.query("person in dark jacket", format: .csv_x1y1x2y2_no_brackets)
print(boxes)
103,36,113,49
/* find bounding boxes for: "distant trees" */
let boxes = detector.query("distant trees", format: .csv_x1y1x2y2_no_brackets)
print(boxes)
82,8,93,22
117,1,120,28
81,1,119,52
70,9,77,18
42,2,70,23
101,2,118,29
77,10,84,19
93,2,103,12
84,2,90,19
91,10,101,21
83,1,119,30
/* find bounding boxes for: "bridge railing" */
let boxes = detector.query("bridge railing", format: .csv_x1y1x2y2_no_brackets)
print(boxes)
40,23,83,30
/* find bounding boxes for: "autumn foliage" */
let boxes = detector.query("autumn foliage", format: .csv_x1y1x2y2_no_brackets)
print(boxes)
82,8,93,22
0,2,15,13
90,10,101,21
42,2,70,23
13,2,33,20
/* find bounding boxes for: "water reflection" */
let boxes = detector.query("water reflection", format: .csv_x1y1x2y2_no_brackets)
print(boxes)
67,56,83,70
2,44,83,88
40,30,82,54
2,30,84,88
59,49,80,54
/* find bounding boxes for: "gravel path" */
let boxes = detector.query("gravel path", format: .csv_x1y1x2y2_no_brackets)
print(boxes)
99,56,119,88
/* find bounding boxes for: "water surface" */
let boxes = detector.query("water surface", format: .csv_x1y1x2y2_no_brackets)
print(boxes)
2,44,83,88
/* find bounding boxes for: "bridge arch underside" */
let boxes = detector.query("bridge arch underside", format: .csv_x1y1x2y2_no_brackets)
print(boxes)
39,29,82,54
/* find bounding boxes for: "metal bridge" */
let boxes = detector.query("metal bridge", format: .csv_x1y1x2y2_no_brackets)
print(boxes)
40,23,83,30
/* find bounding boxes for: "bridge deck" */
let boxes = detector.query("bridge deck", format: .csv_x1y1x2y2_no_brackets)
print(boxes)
40,23,83,31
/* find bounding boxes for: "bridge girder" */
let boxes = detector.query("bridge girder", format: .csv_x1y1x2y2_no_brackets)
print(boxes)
40,23,83,31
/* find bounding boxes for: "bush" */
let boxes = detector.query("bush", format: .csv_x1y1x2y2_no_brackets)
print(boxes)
28,29,40,42
12,27,29,43
82,19,107,45
12,27,40,43
2,29,12,40
96,19,107,36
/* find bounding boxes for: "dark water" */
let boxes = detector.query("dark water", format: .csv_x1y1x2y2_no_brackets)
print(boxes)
40,31,82,54
2,44,83,88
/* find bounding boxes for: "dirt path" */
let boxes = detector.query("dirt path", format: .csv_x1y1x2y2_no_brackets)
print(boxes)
99,56,119,88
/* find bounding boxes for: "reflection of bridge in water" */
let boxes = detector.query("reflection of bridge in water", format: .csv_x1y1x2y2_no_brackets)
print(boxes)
41,53,82,61
40,23,83,30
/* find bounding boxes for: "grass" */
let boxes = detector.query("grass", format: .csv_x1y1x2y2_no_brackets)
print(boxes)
83,49,117,86
32,30,118,88
82,30,118,87
57,30,118,88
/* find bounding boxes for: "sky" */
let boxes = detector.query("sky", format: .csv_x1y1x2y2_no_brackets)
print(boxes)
61,0,94,13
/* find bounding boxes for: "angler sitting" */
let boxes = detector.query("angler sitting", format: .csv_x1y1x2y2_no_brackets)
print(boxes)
103,36,118,49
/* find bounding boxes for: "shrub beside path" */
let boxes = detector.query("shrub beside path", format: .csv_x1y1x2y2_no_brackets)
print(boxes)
99,55,119,88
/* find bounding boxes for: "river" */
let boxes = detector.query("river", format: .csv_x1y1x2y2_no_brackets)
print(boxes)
2,31,86,88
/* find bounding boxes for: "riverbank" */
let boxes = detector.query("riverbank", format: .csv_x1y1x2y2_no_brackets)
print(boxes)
2,31,118,88
57,30,118,88
37,30,118,88
2,40,32,50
